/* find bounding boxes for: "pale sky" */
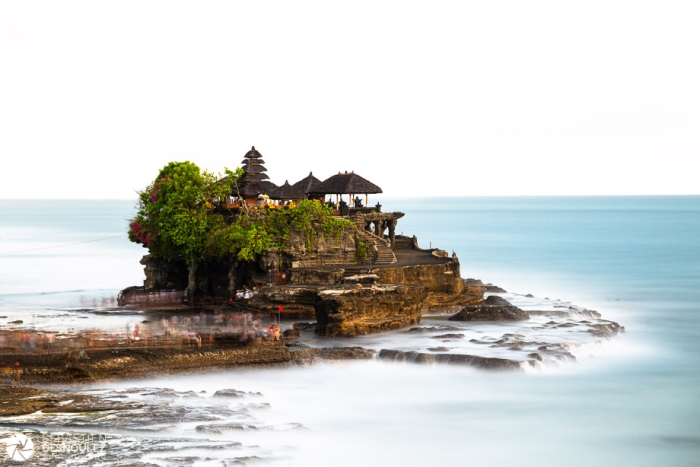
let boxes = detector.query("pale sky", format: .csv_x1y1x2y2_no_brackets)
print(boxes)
1,1,698,198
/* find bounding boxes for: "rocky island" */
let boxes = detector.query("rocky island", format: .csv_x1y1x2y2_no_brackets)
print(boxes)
119,146,485,337
2,147,625,388
0,148,628,467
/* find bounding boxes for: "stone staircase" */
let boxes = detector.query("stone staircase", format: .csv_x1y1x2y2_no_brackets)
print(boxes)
356,229,396,264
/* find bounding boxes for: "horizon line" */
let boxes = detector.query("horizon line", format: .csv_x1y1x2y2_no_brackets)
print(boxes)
1,194,700,201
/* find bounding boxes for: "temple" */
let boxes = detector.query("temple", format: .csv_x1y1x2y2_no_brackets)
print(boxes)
217,146,404,262
120,146,472,338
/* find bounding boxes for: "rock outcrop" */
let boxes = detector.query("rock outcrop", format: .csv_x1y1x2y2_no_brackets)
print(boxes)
141,255,188,290
315,284,428,337
246,285,320,319
371,261,476,310
449,295,529,322
378,349,522,371
289,268,344,285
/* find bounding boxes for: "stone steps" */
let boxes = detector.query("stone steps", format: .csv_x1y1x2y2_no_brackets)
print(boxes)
356,229,396,264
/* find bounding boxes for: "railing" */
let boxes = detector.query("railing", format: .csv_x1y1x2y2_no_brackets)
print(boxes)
349,206,381,215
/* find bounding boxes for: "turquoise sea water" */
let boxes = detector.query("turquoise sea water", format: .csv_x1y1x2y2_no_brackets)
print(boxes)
1,197,699,466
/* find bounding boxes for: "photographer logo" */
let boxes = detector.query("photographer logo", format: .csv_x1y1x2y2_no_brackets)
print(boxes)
1,434,34,461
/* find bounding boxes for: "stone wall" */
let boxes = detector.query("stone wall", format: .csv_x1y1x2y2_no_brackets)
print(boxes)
289,268,344,285
286,228,357,268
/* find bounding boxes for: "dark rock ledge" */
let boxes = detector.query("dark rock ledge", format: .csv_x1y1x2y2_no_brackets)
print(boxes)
449,295,529,322
378,349,523,371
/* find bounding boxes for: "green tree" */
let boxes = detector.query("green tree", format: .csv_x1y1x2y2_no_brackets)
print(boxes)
128,161,234,297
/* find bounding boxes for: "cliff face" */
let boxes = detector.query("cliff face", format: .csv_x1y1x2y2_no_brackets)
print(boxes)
140,255,188,290
246,285,319,319
286,229,357,268
371,261,484,310
315,284,427,337
138,222,358,299
128,226,485,337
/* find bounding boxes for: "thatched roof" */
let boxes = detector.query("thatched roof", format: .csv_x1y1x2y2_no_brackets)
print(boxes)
236,180,278,198
269,180,306,200
240,164,268,175
233,146,276,197
259,180,278,191
292,172,322,195
310,171,382,195
243,146,264,160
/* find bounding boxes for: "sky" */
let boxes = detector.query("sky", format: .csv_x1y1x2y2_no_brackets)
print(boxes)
1,0,698,199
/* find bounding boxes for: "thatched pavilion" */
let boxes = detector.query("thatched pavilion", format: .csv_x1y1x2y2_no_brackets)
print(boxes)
309,171,383,207
292,172,322,196
269,180,306,203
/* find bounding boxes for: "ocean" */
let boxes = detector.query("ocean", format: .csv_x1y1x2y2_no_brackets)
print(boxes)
0,196,699,466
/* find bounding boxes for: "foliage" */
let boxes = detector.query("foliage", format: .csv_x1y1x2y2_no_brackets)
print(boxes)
129,162,356,264
355,240,372,262
224,166,247,213
283,199,354,251
208,199,356,262
128,161,233,263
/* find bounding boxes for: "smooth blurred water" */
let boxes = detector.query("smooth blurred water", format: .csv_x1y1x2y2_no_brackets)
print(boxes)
1,197,699,466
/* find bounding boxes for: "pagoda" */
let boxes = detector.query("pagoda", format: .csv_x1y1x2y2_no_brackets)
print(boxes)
233,146,278,205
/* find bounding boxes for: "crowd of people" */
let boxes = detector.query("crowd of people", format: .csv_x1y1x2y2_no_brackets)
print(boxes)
0,310,283,381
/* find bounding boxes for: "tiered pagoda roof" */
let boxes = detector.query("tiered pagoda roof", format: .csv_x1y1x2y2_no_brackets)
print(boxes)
235,146,277,197
228,148,382,202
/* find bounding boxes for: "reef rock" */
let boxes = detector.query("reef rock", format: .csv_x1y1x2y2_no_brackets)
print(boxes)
449,295,529,322
378,349,522,371
371,262,484,310
315,284,428,337
246,285,320,319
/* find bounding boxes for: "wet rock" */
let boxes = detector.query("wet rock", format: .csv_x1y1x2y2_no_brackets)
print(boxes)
528,309,602,318
315,284,427,337
378,349,522,371
10,320,23,324
283,328,300,339
225,456,266,466
157,457,201,465
319,347,375,360
405,326,461,333
61,364,92,380
196,423,258,433
587,321,624,337
427,347,449,352
292,322,315,331
289,346,375,363
528,353,543,362
213,389,263,398
449,295,529,322
247,285,319,319
485,284,507,293
432,333,464,339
